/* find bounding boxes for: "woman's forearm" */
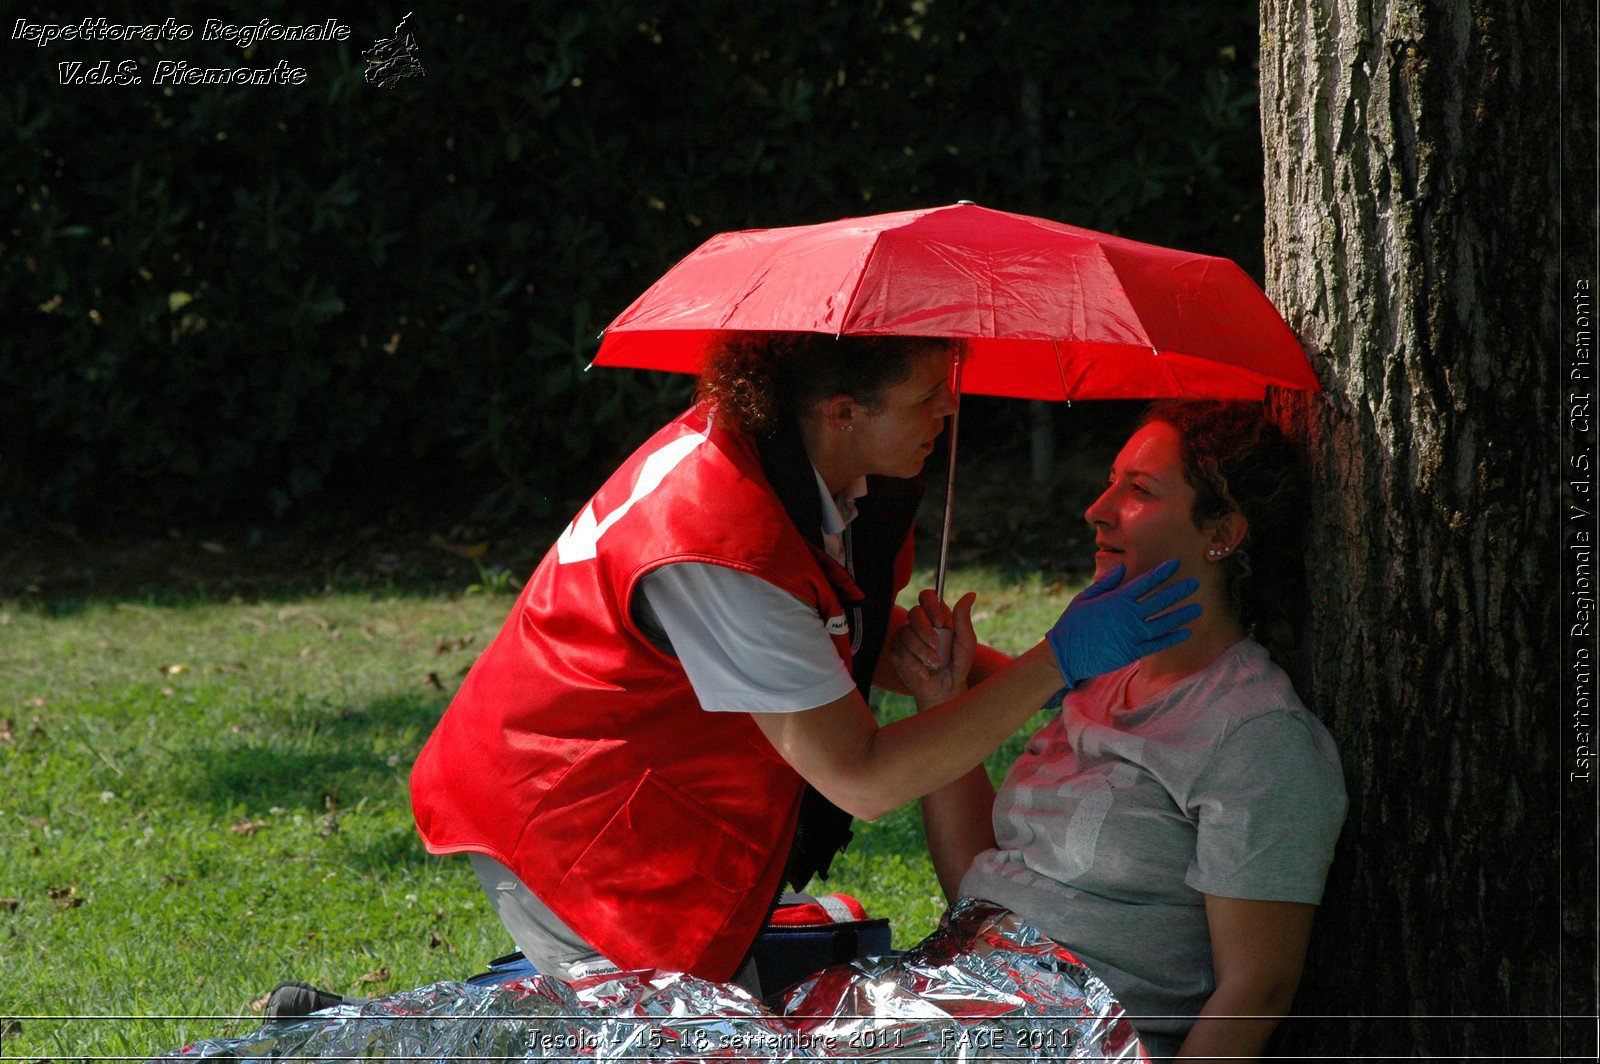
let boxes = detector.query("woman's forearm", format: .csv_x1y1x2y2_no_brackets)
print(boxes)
919,765,997,900
1174,978,1297,1062
754,644,1061,821
967,642,1014,684
1179,896,1313,1061
855,644,1060,816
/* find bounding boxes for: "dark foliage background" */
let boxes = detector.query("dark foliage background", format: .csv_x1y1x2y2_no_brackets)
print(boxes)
2,1,1261,529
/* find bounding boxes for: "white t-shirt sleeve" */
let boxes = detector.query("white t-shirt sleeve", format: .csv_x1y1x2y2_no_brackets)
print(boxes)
634,562,857,713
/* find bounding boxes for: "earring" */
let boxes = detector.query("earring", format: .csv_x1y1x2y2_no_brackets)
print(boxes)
843,424,853,433
1208,547,1227,559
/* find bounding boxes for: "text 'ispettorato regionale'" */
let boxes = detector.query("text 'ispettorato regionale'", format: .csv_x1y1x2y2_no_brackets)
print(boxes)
12,18,353,86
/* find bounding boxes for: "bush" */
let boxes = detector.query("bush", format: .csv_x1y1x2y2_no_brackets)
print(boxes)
1,1,1261,527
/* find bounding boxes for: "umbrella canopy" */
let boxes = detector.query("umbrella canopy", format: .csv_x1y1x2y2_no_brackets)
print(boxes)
593,202,1318,401
594,202,1318,613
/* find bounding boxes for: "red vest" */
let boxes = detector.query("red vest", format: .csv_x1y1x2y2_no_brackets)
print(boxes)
410,406,911,980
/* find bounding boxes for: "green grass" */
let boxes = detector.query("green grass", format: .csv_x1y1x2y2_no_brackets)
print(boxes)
0,566,1079,1060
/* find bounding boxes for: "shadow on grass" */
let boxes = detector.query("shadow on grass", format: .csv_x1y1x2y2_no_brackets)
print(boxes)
172,692,448,813
344,822,440,871
1,414,1131,617
0,513,564,618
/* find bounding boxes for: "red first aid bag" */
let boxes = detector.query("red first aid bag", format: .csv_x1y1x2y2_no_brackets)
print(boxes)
753,892,892,997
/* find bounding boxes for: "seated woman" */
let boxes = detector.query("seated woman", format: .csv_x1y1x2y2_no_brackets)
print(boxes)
896,401,1347,1063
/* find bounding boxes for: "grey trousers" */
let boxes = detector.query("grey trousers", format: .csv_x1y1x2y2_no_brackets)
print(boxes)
468,853,763,998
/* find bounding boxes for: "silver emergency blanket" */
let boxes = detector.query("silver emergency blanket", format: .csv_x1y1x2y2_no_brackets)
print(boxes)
782,898,1145,1061
152,898,1146,1061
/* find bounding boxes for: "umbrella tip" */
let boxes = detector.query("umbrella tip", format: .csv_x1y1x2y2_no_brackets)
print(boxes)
957,199,976,206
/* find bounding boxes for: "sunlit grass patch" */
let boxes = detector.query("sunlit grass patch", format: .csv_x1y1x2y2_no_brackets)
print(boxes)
0,566,1082,1057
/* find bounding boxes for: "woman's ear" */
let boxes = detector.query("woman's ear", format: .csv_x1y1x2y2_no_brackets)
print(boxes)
1206,512,1249,559
820,394,858,433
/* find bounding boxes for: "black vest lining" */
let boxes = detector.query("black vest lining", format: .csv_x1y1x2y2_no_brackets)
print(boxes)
753,420,923,890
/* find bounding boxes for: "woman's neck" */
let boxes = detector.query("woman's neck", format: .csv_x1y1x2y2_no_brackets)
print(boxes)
798,416,859,494
1123,599,1246,705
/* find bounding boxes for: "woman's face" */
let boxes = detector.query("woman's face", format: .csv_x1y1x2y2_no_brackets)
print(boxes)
1085,420,1214,583
849,349,959,479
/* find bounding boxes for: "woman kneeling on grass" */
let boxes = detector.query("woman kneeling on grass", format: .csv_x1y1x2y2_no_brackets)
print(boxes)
896,401,1347,1063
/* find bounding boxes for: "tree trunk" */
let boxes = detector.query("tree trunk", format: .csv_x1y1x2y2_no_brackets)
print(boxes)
1259,1,1581,1058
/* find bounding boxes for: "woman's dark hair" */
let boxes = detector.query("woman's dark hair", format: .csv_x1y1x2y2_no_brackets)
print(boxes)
696,333,957,436
1141,400,1308,663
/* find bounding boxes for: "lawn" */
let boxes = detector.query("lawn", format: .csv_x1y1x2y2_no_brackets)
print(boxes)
0,560,1081,1060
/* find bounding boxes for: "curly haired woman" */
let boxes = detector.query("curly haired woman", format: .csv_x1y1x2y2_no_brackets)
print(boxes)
898,401,1346,1062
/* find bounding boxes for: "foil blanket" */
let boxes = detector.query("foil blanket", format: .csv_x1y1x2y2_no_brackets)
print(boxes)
155,898,1146,1061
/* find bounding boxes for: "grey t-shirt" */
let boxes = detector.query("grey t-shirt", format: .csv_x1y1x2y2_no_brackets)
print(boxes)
958,639,1346,1059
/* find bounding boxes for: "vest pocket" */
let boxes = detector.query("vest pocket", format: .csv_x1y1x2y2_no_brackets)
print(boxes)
551,769,766,966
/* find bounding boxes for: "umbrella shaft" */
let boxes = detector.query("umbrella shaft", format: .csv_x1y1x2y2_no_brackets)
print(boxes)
935,356,964,604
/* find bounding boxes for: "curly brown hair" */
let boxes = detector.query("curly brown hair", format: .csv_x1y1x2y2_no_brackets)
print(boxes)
1141,400,1308,662
695,332,960,437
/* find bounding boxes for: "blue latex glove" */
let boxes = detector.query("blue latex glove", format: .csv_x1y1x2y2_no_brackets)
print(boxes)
1047,559,1201,690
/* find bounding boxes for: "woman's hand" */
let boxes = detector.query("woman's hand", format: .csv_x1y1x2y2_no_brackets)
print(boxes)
1047,559,1201,688
892,589,978,707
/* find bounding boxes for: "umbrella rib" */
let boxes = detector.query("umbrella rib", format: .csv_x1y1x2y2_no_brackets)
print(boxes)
1051,339,1072,402
835,232,889,334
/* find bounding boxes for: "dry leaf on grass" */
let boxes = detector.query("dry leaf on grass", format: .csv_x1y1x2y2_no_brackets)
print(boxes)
354,967,391,987
47,886,82,909
230,820,268,837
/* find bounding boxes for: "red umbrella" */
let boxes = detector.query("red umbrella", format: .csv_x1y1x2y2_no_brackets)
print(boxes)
592,203,1318,604
595,202,1317,399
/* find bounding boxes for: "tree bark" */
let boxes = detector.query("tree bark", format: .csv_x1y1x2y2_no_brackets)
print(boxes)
1259,1,1572,1058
